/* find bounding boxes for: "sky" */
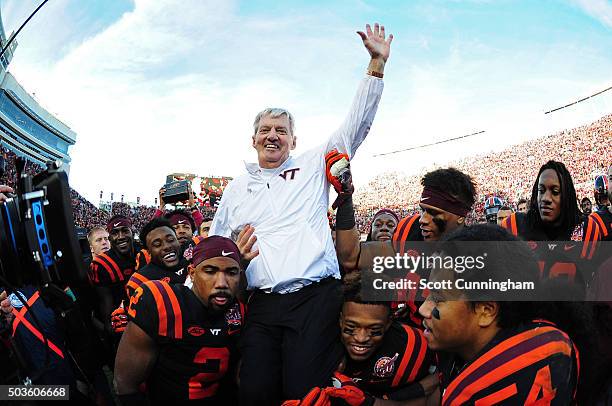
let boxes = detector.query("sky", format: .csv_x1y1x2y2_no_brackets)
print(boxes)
1,0,611,205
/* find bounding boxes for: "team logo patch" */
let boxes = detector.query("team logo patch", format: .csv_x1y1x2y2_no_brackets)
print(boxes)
373,353,398,378
187,326,206,337
528,241,538,250
183,245,194,260
225,304,242,326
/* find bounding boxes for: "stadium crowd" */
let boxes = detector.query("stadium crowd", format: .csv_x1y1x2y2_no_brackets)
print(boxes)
353,114,612,232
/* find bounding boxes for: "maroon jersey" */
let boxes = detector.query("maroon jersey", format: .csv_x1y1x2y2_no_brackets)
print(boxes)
343,321,431,400
439,320,579,405
125,262,187,298
391,214,428,327
128,281,244,404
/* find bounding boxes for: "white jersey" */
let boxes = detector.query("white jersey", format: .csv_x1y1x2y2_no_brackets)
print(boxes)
210,75,384,292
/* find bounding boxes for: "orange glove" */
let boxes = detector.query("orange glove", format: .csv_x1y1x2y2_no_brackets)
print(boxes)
326,372,374,406
282,387,331,406
111,305,128,333
325,149,354,209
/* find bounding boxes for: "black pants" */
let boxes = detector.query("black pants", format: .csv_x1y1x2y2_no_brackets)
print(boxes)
239,278,343,405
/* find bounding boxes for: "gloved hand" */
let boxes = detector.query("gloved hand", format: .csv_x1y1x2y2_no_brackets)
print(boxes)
111,305,128,334
325,149,354,209
282,387,331,406
326,372,375,406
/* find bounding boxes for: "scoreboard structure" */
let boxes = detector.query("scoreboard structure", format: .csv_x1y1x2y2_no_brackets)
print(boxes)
166,173,233,208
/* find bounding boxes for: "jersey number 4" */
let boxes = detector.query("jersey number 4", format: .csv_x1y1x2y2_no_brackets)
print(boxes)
188,347,230,400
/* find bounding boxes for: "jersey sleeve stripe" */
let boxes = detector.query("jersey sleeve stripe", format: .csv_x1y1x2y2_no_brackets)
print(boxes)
92,257,116,283
158,281,183,339
407,329,428,383
592,213,608,237
393,215,419,255
444,326,559,399
581,218,595,258
125,273,150,297
473,383,517,406
444,328,572,405
509,214,518,236
392,324,415,387
392,324,416,387
588,227,599,259
447,339,572,405
145,281,169,336
100,253,125,282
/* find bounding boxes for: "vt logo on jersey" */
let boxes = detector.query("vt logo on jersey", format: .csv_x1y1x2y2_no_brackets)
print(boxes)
279,168,300,180
373,353,398,378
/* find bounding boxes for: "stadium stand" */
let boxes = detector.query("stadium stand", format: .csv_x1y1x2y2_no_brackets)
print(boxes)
353,113,612,232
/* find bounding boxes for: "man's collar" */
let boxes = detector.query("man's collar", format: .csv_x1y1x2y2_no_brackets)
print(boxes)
244,156,293,175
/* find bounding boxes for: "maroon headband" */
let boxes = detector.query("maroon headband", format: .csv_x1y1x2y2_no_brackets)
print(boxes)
192,235,241,267
420,186,471,217
372,208,399,223
169,213,193,227
107,216,131,232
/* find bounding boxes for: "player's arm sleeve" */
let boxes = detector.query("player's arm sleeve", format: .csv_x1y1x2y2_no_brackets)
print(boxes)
127,284,160,339
88,261,112,286
323,75,384,158
114,321,158,396
191,207,204,228
392,327,432,386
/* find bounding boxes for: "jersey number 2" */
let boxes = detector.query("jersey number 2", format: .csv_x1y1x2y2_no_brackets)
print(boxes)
188,347,230,400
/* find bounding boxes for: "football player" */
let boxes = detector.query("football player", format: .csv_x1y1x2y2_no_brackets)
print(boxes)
366,209,399,242
500,161,601,291
588,174,612,241
111,218,188,334
419,224,584,404
483,196,503,224
114,236,245,405
88,215,138,336
329,149,476,326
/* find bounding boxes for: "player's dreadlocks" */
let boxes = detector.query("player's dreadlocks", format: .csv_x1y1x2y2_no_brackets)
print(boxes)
526,160,581,240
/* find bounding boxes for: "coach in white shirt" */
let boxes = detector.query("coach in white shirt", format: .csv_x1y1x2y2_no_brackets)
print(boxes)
210,23,392,405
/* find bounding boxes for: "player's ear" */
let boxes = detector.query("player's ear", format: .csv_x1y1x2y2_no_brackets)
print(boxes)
475,301,498,328
252,134,257,149
290,134,297,150
457,217,465,225
188,265,195,278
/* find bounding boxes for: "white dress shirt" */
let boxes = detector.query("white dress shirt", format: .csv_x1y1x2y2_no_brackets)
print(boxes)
210,75,384,293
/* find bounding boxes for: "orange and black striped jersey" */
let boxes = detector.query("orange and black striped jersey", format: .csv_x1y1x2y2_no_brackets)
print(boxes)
587,209,612,242
392,214,424,254
438,320,579,405
343,321,431,400
88,249,135,287
135,249,151,271
127,281,244,404
391,214,428,328
501,213,598,288
125,262,188,299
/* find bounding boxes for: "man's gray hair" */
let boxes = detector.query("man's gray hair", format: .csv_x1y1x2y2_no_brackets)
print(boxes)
253,108,295,136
